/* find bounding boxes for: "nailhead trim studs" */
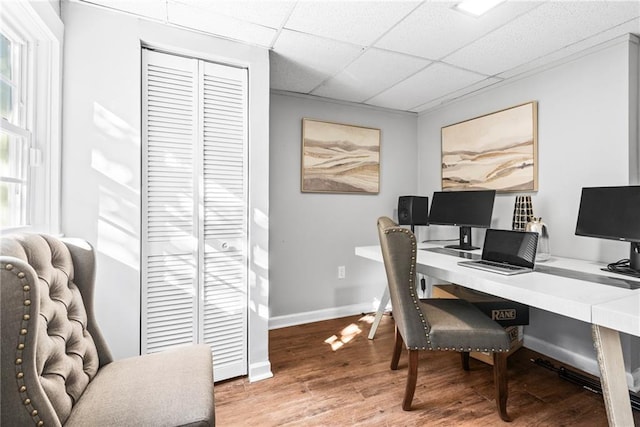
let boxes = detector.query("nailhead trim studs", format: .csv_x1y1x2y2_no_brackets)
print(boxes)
387,227,432,351
384,225,510,355
3,263,44,426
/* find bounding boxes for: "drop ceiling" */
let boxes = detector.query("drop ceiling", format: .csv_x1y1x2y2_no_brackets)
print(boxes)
78,0,640,114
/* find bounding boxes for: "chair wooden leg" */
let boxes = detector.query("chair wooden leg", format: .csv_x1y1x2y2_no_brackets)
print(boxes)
493,352,510,422
390,326,403,370
461,351,470,371
403,350,419,411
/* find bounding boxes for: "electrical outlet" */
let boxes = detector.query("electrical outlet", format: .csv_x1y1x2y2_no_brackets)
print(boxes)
338,265,346,279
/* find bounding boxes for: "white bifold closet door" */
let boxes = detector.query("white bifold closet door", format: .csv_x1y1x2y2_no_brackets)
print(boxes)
141,48,248,381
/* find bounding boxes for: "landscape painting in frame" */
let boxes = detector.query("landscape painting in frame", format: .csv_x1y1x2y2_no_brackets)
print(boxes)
301,119,380,194
441,101,538,192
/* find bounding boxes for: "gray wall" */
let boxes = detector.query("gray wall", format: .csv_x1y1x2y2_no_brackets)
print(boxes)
269,92,418,326
417,34,640,387
61,1,272,380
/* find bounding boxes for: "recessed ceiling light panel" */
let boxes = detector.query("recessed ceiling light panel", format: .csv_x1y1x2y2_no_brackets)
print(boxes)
454,0,505,16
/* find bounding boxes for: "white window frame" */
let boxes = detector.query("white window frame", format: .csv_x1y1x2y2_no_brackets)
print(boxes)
0,1,62,234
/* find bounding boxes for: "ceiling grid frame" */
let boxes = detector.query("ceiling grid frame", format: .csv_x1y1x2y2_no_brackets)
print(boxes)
77,0,640,113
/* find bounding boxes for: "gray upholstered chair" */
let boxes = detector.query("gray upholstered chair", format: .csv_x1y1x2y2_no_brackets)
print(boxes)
1,233,215,426
377,216,511,421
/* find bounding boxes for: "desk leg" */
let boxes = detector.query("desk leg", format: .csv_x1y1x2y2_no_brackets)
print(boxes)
368,287,390,340
592,325,634,427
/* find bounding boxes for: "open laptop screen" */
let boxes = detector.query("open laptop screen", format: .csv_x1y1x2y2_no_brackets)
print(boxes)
482,229,538,268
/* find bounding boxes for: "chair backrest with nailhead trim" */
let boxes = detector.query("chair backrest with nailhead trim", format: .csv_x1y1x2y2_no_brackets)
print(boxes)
1,234,105,426
377,217,431,350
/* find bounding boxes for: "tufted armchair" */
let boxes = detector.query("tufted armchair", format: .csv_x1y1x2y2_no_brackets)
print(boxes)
1,233,215,426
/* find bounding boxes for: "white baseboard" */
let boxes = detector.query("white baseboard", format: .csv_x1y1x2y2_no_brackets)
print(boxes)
524,335,638,390
525,334,600,376
248,361,273,383
269,302,375,330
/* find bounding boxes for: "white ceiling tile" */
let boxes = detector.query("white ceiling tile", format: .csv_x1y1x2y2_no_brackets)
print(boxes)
497,17,640,80
81,0,168,20
284,1,420,46
170,0,296,29
444,1,640,76
375,1,542,60
366,63,490,111
167,1,277,47
311,48,431,103
270,30,365,93
270,52,329,93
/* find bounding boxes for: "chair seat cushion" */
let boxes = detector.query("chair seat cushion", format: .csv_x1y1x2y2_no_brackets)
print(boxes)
420,298,510,352
65,344,214,427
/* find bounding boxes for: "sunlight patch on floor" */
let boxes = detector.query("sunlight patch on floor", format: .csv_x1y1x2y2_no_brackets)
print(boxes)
358,314,375,324
324,323,362,351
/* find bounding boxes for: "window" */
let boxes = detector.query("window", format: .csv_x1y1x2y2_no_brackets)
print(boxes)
0,2,62,233
1,28,29,227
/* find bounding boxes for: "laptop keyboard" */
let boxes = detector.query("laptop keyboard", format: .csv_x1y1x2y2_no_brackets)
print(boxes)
476,260,524,270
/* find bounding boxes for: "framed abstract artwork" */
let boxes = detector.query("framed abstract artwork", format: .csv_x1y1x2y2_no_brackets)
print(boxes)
441,101,538,192
301,118,380,194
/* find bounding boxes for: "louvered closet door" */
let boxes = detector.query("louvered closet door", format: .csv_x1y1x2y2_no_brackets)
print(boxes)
142,49,248,382
142,50,199,354
199,62,248,381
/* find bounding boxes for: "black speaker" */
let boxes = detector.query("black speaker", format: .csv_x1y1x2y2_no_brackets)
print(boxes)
397,196,429,226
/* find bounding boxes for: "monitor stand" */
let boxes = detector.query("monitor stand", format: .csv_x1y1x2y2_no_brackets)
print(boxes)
630,242,640,271
444,226,479,251
601,242,640,278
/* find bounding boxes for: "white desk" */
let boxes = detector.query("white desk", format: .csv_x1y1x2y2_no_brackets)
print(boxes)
593,293,640,337
356,242,640,426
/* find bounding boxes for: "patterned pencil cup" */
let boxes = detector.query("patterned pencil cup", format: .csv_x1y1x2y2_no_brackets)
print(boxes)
512,195,534,231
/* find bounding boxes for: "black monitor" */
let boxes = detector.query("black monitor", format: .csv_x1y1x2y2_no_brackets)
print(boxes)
428,190,496,250
575,185,640,277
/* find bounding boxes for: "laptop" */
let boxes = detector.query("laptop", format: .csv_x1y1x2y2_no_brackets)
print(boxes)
458,229,539,275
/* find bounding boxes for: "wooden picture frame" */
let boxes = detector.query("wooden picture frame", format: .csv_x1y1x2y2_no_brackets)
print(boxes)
441,101,538,192
301,118,380,194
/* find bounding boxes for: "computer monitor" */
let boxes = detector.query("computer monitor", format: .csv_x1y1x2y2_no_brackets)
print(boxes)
575,185,640,277
428,190,496,250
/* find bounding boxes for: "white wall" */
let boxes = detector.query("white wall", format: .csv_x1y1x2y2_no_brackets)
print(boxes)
269,93,418,327
417,34,640,386
61,1,271,381
47,0,60,16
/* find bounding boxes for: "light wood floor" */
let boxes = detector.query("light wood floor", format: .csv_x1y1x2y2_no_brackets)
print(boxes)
215,313,639,426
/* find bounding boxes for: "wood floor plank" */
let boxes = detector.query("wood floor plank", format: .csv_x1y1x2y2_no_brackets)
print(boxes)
215,313,638,426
